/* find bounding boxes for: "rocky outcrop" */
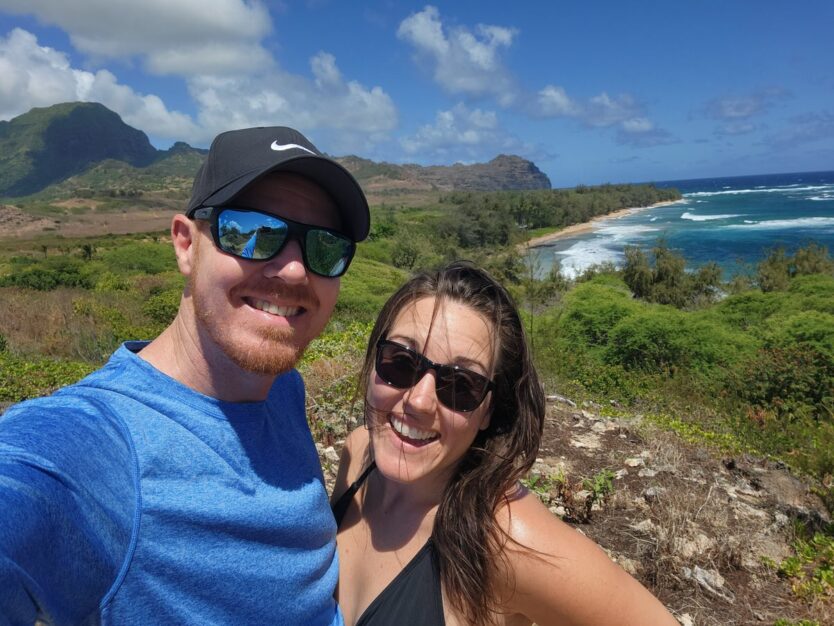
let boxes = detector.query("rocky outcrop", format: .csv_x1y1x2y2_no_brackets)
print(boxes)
337,154,551,192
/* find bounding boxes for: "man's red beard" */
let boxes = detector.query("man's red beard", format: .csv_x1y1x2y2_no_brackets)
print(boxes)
188,249,319,376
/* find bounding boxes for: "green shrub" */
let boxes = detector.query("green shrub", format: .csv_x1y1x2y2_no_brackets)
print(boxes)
94,271,131,291
100,242,175,275
730,346,834,423
558,279,637,346
606,310,751,377
766,311,834,361
142,289,182,325
0,353,95,402
0,256,95,290
711,290,790,331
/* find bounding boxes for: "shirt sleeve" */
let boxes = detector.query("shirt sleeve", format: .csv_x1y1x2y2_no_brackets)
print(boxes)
0,394,138,626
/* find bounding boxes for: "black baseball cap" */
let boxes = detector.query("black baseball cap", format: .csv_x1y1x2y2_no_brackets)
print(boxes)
186,126,369,241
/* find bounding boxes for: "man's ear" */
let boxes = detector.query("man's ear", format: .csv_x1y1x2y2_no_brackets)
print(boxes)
171,214,198,276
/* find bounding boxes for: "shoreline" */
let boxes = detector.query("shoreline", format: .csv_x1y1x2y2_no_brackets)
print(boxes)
523,199,685,248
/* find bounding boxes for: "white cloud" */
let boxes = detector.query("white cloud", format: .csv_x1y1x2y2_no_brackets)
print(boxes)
400,103,526,161
584,92,641,127
397,5,518,105
620,117,654,133
189,53,398,149
536,85,580,117
533,84,671,147
0,27,397,151
0,28,198,138
0,0,272,75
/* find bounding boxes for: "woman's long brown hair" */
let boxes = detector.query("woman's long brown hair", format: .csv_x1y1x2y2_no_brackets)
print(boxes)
358,261,545,625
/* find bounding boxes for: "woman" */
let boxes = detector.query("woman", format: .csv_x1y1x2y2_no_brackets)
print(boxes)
331,262,678,626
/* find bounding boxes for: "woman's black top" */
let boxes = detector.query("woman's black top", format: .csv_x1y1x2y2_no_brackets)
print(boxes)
332,462,446,626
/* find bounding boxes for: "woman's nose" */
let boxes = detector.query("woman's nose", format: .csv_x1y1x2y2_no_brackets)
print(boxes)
402,370,438,415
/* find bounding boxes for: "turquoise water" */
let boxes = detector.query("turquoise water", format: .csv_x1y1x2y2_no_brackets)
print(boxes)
529,170,834,278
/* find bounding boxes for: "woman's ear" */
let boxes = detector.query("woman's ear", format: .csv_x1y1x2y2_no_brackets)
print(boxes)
171,214,198,277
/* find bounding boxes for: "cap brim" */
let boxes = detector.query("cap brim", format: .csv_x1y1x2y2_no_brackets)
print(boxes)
201,155,370,241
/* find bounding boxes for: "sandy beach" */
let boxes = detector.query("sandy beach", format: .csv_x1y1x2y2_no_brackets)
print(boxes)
524,199,684,248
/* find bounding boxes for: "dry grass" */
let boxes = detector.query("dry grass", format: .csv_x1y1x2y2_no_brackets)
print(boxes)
0,285,159,362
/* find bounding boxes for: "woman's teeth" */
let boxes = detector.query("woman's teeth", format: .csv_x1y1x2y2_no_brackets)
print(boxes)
390,415,438,441
252,298,300,316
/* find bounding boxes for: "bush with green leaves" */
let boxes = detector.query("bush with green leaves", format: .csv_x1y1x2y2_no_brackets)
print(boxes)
0,255,96,290
557,277,638,346
100,242,174,275
605,309,752,378
0,352,95,402
142,289,182,325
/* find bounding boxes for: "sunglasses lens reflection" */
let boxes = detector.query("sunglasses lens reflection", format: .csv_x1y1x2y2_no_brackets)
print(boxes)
215,208,353,277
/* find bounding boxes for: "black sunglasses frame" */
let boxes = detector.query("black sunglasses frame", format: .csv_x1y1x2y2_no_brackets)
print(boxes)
191,206,356,278
375,339,495,413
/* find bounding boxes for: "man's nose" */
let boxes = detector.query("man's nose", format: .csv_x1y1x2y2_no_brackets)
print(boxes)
262,238,307,283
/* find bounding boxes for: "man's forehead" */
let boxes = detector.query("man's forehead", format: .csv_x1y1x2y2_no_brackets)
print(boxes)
235,172,341,228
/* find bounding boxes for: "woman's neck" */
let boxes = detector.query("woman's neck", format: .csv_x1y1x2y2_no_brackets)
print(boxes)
361,468,446,548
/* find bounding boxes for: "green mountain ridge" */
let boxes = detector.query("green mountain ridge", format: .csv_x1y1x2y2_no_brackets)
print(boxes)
0,103,165,196
0,102,550,203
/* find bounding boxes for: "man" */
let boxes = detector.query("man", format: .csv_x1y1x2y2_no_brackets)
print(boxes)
0,126,369,625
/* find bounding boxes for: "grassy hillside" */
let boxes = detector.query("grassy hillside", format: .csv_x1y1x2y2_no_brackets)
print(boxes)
1,183,832,624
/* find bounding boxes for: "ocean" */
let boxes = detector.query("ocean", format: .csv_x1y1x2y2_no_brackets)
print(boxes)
529,170,834,279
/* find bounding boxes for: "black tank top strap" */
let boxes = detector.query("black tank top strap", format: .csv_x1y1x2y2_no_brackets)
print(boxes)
332,460,376,527
332,459,446,625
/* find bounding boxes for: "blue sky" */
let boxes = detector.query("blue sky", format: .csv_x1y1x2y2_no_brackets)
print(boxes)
0,1,831,187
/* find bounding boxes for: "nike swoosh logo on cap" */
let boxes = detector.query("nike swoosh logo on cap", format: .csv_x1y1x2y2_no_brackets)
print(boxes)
270,141,315,154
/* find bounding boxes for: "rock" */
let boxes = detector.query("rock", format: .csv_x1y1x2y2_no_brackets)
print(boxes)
616,556,642,575
638,468,658,478
570,433,602,450
549,505,567,518
630,519,656,533
614,469,629,480
625,457,645,467
675,533,714,558
323,446,340,464
643,486,666,502
545,393,576,407
681,565,735,603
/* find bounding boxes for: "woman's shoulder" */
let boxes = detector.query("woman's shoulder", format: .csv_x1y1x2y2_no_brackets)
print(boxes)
492,485,678,626
330,426,371,504
495,485,583,558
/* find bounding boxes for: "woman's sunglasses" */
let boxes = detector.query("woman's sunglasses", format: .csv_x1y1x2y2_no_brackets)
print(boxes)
375,339,495,413
191,206,356,278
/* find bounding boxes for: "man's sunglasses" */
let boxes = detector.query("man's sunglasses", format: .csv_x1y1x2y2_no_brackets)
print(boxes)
191,206,356,278
375,339,495,413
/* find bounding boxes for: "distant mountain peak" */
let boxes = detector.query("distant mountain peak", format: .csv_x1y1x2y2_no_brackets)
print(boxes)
0,102,158,197
0,102,552,198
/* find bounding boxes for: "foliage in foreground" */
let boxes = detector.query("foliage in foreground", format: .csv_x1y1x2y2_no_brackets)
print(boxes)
533,245,834,488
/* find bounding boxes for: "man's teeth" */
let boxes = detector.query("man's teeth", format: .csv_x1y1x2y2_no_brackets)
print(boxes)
390,416,437,441
252,299,300,316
